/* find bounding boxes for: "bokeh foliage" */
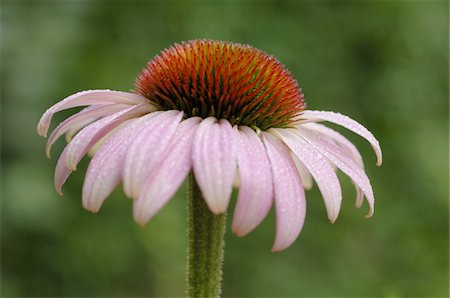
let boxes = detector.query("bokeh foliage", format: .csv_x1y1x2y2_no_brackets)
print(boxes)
1,0,448,297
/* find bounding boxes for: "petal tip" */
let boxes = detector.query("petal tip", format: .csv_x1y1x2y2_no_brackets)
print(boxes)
134,216,149,227
365,207,374,218
36,124,48,138
231,225,249,237
209,206,227,215
45,148,52,159
364,212,374,219
82,199,99,213
270,246,284,253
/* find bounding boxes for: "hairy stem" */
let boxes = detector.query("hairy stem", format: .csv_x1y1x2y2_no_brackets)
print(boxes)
187,173,226,297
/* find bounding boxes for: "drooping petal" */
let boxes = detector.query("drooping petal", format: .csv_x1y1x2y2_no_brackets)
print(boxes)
65,103,152,170
300,110,382,166
273,128,342,223
123,110,184,199
133,117,201,225
232,126,273,236
46,104,129,158
296,126,375,217
82,114,159,211
192,118,237,214
53,104,150,194
54,150,71,195
303,122,365,207
87,120,132,157
302,122,364,167
37,90,151,137
292,155,313,190
262,132,306,252
355,187,364,209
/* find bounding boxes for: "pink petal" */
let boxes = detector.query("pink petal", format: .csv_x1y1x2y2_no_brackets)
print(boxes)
53,104,150,194
82,114,159,212
133,117,201,225
303,122,365,207
123,110,184,199
292,155,313,190
54,150,71,195
262,132,306,252
232,126,273,236
192,118,237,214
302,122,364,167
300,110,382,166
65,103,151,170
356,187,364,209
87,119,135,157
296,126,375,218
37,90,150,137
46,104,129,158
273,128,342,223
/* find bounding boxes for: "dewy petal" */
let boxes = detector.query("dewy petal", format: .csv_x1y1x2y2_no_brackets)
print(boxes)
296,126,375,218
355,187,364,209
46,104,129,158
54,149,71,195
37,90,151,137
273,128,342,223
53,104,150,194
300,110,382,166
303,122,365,207
262,132,306,252
302,122,364,167
123,110,183,199
65,103,152,170
192,117,237,214
86,120,132,157
82,114,159,211
232,126,273,237
133,117,201,225
292,154,313,190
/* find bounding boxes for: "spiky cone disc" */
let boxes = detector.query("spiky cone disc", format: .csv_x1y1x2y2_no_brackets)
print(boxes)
135,40,305,131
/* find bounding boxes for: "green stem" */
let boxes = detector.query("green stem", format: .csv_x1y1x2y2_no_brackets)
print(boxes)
187,173,226,298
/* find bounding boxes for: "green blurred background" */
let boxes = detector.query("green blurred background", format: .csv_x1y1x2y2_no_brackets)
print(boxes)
1,0,448,297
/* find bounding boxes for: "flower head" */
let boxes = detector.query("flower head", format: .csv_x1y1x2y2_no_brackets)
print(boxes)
37,40,382,252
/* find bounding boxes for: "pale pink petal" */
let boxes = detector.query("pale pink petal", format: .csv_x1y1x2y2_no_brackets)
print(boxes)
133,117,201,224
54,150,71,195
262,132,306,252
273,128,342,223
232,126,273,236
65,118,98,143
292,155,313,190
123,110,184,199
65,103,152,170
303,122,365,207
356,187,364,208
37,90,151,137
192,118,237,214
82,114,159,212
87,119,132,157
46,104,129,158
300,110,382,166
296,126,375,217
302,122,364,167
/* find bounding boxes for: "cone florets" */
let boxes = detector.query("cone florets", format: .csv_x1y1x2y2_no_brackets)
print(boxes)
135,40,305,130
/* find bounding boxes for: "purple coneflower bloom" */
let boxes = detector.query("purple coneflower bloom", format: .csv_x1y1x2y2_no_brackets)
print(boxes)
37,40,382,252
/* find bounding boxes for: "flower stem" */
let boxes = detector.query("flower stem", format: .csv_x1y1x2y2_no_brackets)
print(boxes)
187,173,226,298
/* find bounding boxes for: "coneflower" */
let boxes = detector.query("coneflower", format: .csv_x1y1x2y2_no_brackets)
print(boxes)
37,40,382,297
